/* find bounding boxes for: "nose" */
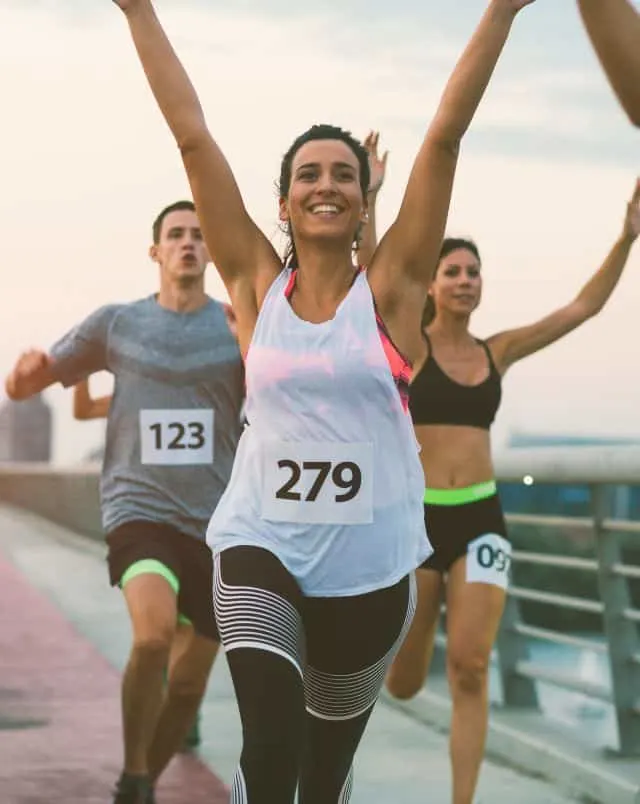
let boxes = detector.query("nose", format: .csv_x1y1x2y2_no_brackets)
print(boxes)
315,170,336,193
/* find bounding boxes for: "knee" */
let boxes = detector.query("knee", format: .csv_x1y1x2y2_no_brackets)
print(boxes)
447,652,490,697
131,632,173,667
385,666,424,701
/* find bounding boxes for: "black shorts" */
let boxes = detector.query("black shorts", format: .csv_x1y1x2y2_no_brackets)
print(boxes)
106,519,218,642
420,493,508,574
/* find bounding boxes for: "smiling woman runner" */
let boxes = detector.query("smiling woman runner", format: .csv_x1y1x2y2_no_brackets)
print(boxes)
112,0,538,800
360,158,640,804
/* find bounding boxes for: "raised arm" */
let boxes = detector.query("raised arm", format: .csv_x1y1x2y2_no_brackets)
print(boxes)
577,0,640,127
489,179,640,372
72,380,112,421
369,0,536,295
357,131,387,269
113,1,281,302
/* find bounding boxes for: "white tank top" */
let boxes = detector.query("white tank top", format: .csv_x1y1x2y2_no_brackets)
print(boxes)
206,267,432,596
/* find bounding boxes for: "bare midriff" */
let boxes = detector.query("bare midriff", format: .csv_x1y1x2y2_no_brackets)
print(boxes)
414,424,495,489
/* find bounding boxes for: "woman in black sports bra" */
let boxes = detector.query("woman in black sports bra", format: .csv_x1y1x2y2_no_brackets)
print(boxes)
361,149,640,804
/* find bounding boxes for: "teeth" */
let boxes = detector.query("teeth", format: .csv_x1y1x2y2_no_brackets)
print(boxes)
311,204,340,214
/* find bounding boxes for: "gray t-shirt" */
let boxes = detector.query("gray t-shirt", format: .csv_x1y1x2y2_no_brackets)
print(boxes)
50,295,244,540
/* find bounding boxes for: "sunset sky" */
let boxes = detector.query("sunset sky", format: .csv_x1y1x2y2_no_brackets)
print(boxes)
1,0,638,463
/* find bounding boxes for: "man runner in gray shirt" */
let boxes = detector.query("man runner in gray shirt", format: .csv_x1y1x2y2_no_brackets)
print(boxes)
5,200,244,804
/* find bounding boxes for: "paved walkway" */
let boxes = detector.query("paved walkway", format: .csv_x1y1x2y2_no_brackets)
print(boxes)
0,504,582,803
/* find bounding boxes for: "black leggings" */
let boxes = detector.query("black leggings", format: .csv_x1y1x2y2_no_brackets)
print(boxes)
214,546,416,803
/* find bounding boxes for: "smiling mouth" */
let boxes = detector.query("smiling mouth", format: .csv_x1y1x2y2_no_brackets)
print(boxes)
309,203,343,216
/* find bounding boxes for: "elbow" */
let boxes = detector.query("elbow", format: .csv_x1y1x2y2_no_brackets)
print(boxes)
424,124,461,160
177,125,210,157
426,111,465,155
428,131,461,158
574,298,599,321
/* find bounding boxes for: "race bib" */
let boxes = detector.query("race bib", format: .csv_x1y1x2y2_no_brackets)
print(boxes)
140,409,214,466
466,533,511,589
260,441,373,525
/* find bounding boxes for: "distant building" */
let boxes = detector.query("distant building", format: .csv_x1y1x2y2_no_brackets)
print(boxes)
0,395,52,463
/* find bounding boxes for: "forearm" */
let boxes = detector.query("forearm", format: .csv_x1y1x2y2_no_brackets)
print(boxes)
577,0,640,126
576,231,636,314
122,1,207,148
429,0,519,146
358,192,379,267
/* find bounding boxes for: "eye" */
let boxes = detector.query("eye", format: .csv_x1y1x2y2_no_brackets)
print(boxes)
297,169,316,182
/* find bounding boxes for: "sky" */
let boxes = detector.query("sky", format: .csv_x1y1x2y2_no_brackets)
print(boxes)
1,0,639,465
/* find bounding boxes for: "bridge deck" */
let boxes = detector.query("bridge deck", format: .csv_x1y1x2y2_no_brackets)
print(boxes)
0,504,597,803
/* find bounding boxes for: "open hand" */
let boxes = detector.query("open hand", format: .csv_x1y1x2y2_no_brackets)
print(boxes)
363,131,388,196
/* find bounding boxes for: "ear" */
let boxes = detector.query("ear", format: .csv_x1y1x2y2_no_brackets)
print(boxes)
149,244,159,263
278,196,289,223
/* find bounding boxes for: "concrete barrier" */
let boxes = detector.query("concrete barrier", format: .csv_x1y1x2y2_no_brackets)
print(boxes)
0,463,102,540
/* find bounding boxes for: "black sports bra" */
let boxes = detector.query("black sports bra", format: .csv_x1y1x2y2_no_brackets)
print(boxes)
409,333,502,430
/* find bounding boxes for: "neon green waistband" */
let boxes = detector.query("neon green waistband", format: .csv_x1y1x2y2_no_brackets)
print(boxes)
423,480,497,506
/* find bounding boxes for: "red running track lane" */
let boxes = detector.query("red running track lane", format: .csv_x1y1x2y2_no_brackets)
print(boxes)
0,552,230,804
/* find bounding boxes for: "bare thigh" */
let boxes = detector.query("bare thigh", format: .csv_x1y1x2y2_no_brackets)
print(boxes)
386,569,443,699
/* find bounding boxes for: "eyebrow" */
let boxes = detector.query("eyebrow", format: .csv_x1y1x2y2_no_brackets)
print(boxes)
295,161,357,172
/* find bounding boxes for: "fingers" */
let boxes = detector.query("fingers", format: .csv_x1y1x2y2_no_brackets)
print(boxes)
17,350,48,374
363,130,381,156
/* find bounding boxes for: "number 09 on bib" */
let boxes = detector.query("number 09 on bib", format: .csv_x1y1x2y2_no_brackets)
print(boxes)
260,441,374,525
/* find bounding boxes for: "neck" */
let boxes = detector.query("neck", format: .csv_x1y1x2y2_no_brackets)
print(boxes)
428,311,473,344
292,241,356,302
156,279,208,313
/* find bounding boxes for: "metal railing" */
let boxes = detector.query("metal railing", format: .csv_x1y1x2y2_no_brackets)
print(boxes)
459,447,640,756
0,447,639,756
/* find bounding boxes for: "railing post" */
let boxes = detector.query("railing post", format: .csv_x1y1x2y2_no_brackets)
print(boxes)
496,585,539,709
591,483,640,756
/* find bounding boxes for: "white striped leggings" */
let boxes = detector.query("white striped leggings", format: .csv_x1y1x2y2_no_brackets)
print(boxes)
214,546,416,803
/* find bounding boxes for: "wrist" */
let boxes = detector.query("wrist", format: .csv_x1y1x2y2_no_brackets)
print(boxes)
123,0,151,21
488,0,519,23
